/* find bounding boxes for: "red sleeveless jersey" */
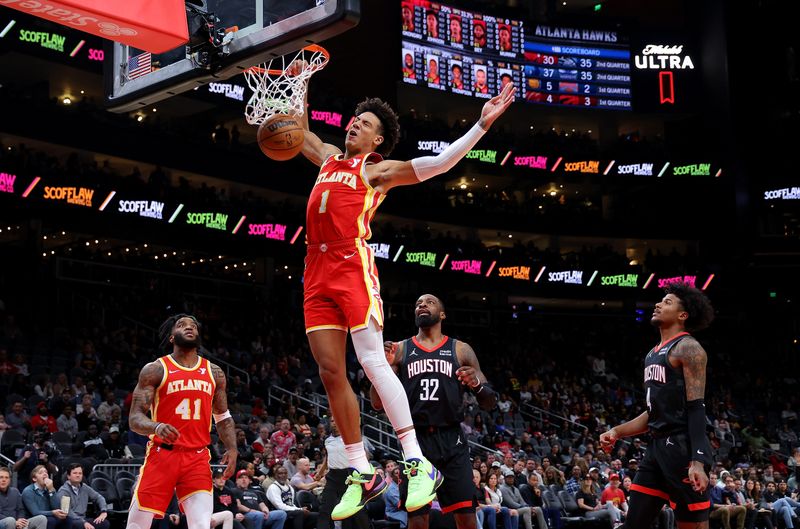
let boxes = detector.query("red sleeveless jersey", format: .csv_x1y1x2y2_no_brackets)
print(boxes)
306,153,385,244
152,355,216,449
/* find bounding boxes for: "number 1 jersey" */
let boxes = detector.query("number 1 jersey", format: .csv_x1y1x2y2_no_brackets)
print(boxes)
153,355,216,449
306,153,385,245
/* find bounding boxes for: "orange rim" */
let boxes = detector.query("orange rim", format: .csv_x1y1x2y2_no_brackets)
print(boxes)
246,44,330,76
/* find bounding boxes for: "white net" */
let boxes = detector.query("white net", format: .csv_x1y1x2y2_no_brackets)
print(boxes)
243,44,329,126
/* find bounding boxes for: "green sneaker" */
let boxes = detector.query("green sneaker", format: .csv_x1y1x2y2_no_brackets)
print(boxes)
402,457,444,512
331,468,388,520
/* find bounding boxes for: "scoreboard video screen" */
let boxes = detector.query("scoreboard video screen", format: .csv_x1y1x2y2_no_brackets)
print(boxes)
401,1,633,111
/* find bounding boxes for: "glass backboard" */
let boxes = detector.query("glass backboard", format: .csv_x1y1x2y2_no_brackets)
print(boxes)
104,0,359,112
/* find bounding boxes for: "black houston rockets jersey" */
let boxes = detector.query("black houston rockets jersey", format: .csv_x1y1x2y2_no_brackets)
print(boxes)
398,336,465,426
644,332,692,435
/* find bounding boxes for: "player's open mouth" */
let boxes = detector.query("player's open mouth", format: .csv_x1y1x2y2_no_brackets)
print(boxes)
417,310,430,316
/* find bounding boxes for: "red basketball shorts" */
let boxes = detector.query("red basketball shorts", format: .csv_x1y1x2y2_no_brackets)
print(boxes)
133,443,212,517
304,238,384,333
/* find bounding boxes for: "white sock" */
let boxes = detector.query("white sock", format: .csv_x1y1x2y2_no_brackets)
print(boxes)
345,442,372,473
398,429,423,460
351,317,424,461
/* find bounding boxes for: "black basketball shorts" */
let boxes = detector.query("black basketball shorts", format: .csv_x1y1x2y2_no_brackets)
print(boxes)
631,432,711,523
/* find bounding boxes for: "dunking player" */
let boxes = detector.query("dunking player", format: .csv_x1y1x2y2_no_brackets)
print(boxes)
292,56,514,519
125,315,237,529
372,294,497,529
599,282,715,529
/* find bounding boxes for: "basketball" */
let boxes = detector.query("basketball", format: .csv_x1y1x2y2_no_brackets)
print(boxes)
257,114,305,161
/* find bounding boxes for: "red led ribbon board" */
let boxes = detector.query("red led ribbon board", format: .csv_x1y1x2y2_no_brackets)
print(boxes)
0,0,188,53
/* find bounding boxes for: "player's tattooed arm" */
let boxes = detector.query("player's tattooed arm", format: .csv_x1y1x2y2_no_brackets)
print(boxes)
211,362,238,480
129,361,171,437
371,341,405,410
455,341,496,410
671,337,708,401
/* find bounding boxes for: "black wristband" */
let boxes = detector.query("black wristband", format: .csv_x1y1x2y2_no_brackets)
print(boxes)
687,399,713,466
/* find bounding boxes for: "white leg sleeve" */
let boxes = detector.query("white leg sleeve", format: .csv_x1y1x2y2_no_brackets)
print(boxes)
351,317,414,432
126,500,156,529
182,493,214,529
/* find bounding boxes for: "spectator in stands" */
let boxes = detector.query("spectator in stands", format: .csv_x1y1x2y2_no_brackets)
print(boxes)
233,469,287,529
289,458,321,493
102,426,129,460
0,466,47,529
14,434,57,490
542,466,564,489
472,469,496,529
282,449,299,479
499,454,514,475
574,475,612,526
212,469,246,529
33,377,54,402
293,416,311,441
265,466,317,529
500,470,533,529
245,419,262,445
55,463,108,529
519,472,561,529
50,391,74,421
599,474,627,525
74,396,98,432
384,467,406,528
6,401,28,434
620,476,632,503
0,415,8,432
80,425,107,460
484,473,518,529
95,393,120,425
709,473,746,529
56,407,77,439
621,459,637,481
251,427,272,455
30,405,57,434
628,439,644,461
745,480,774,529
21,465,69,529
565,466,582,495
520,459,541,484
235,429,253,462
270,420,296,463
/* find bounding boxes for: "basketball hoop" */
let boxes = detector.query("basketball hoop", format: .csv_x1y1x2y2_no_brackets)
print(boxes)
243,44,330,126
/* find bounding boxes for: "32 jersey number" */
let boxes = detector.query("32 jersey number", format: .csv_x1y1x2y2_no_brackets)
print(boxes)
175,398,202,420
419,378,440,401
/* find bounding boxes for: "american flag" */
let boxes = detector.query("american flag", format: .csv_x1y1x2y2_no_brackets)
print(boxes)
128,52,151,80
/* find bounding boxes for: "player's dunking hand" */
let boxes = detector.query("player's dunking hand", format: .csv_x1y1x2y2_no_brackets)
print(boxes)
598,427,618,454
688,462,709,493
456,366,481,389
155,422,180,443
220,449,238,480
478,83,516,130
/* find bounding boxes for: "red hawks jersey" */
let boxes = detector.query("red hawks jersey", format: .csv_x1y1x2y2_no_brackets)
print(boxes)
152,355,216,449
306,153,385,244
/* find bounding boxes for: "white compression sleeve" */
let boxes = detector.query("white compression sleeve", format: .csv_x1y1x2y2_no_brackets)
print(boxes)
182,492,213,529
411,122,486,181
125,500,155,529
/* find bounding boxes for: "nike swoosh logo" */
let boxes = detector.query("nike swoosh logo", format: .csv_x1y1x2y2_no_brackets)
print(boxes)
169,370,179,374
343,252,357,259
696,450,704,455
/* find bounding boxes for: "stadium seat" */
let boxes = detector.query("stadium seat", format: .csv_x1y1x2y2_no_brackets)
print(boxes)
116,477,135,509
365,498,400,529
90,477,119,508
88,470,112,482
557,490,610,528
116,470,137,481
0,430,25,459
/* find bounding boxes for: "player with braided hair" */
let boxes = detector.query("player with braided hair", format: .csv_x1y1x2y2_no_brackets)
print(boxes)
125,315,238,529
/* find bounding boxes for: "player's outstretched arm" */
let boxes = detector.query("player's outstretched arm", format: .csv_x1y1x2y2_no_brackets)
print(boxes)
370,341,404,410
211,362,238,480
129,361,179,441
454,341,497,410
288,60,342,167
368,83,515,193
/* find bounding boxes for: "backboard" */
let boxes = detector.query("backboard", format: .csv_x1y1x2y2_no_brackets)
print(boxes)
103,0,359,113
